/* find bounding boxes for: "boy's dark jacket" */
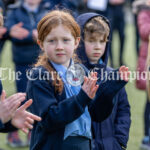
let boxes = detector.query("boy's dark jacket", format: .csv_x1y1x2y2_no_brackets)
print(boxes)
27,60,127,150
76,13,131,150
5,1,49,65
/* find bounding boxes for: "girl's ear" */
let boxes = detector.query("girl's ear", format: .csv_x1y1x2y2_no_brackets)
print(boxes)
37,39,44,51
74,37,80,50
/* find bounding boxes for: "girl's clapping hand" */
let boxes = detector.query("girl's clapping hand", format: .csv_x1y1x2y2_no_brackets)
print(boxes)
82,72,99,99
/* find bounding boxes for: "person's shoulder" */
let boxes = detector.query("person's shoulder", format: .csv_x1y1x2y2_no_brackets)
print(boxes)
40,1,51,10
7,1,21,10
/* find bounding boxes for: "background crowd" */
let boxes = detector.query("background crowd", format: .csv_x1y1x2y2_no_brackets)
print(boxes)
0,0,150,150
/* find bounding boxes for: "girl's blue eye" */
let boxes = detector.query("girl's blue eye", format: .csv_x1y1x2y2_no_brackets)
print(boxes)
63,38,71,42
63,39,70,42
49,40,54,43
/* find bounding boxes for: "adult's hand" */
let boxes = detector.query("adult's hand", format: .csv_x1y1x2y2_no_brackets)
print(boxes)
0,91,26,124
32,29,38,41
0,14,3,26
0,27,7,39
11,99,41,134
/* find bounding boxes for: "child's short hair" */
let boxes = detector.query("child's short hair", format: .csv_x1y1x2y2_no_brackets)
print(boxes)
84,16,110,42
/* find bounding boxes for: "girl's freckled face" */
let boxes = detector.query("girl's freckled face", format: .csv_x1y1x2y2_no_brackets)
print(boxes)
40,25,79,67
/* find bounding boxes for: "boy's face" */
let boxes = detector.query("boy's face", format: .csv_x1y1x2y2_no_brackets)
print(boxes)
84,35,106,64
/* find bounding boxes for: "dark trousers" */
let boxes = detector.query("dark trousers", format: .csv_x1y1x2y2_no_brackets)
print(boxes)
107,4,125,67
87,8,108,17
144,97,150,137
62,136,91,150
134,14,140,56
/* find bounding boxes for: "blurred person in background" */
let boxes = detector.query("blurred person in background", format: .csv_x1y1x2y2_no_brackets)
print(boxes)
63,0,87,17
86,0,109,16
0,13,41,150
0,0,17,61
4,0,49,147
134,0,150,149
147,33,150,103
42,0,64,9
131,0,141,56
107,0,126,67
42,0,87,17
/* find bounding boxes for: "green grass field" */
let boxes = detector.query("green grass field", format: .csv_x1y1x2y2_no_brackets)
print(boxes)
0,23,147,150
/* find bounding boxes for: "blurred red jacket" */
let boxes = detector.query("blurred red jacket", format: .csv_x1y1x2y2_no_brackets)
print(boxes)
136,9,150,90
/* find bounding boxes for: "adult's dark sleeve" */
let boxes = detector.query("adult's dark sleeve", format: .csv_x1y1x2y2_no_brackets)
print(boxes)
0,80,2,95
0,120,17,133
0,81,17,133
